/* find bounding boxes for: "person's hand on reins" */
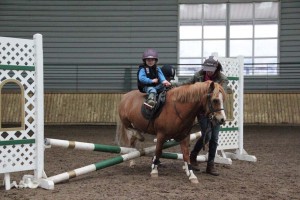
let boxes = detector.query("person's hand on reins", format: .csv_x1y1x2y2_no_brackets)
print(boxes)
162,80,171,87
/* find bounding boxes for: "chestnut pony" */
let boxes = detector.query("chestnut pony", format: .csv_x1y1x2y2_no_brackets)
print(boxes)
116,81,226,184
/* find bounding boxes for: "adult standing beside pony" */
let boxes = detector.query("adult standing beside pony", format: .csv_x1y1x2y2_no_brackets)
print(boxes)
176,56,232,176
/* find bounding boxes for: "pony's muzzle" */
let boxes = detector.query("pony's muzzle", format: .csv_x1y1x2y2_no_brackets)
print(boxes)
212,116,226,125
219,118,225,125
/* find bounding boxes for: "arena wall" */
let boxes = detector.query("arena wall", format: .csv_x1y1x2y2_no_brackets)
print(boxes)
1,93,299,125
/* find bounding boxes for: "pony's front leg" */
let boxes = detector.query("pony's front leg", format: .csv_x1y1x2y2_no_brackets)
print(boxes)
150,155,160,178
180,137,199,184
150,138,164,178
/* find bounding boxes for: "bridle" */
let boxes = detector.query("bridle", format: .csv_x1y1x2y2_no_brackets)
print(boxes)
206,92,224,125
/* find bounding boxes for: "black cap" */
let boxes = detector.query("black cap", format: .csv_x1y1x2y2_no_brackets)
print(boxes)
161,65,176,80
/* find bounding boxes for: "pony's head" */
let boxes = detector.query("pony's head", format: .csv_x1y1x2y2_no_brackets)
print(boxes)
171,81,226,125
205,81,226,125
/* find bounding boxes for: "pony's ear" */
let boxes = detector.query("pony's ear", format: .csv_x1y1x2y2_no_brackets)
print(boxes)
208,81,215,93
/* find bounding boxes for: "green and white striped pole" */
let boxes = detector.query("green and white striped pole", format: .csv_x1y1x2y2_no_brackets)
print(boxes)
45,131,201,155
161,152,206,162
46,132,201,186
47,150,141,184
47,142,165,184
45,138,136,154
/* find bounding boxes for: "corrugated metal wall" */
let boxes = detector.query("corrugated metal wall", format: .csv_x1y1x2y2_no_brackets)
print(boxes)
0,0,178,91
280,0,300,63
0,0,300,92
1,0,299,92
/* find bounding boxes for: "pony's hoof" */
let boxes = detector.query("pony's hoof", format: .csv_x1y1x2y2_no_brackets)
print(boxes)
150,172,158,178
150,168,158,178
190,178,199,184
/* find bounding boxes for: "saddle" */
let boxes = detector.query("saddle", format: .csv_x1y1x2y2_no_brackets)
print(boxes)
141,90,166,120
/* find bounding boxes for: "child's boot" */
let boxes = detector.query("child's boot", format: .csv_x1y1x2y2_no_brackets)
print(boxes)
144,93,156,109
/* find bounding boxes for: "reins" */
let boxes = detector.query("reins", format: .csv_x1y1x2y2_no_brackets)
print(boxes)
202,91,225,149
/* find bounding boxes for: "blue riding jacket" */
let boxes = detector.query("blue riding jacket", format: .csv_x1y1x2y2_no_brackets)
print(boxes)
137,65,166,93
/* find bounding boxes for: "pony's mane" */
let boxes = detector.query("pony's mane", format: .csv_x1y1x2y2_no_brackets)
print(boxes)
171,81,225,103
171,82,209,103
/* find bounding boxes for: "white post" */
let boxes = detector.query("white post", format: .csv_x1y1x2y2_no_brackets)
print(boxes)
4,173,11,190
34,33,44,180
238,56,244,155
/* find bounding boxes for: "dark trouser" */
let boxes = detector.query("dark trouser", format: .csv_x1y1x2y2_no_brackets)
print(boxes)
190,116,220,162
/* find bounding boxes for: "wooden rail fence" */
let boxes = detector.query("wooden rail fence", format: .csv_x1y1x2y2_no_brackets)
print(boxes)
1,93,299,125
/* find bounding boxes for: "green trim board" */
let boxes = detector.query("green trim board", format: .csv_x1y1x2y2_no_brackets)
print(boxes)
220,127,239,131
0,65,35,71
227,77,239,80
0,139,35,146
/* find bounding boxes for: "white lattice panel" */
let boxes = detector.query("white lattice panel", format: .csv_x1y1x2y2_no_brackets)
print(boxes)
221,58,241,77
1,143,36,173
0,37,35,66
217,56,243,150
0,36,37,173
218,130,239,149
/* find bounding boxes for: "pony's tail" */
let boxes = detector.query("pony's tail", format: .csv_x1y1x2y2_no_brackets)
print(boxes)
115,115,130,146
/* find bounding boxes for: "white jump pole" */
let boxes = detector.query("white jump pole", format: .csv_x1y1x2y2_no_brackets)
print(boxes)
45,132,201,187
45,138,137,154
45,132,201,154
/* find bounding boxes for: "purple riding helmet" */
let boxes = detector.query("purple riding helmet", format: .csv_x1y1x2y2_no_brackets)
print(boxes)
142,48,158,61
